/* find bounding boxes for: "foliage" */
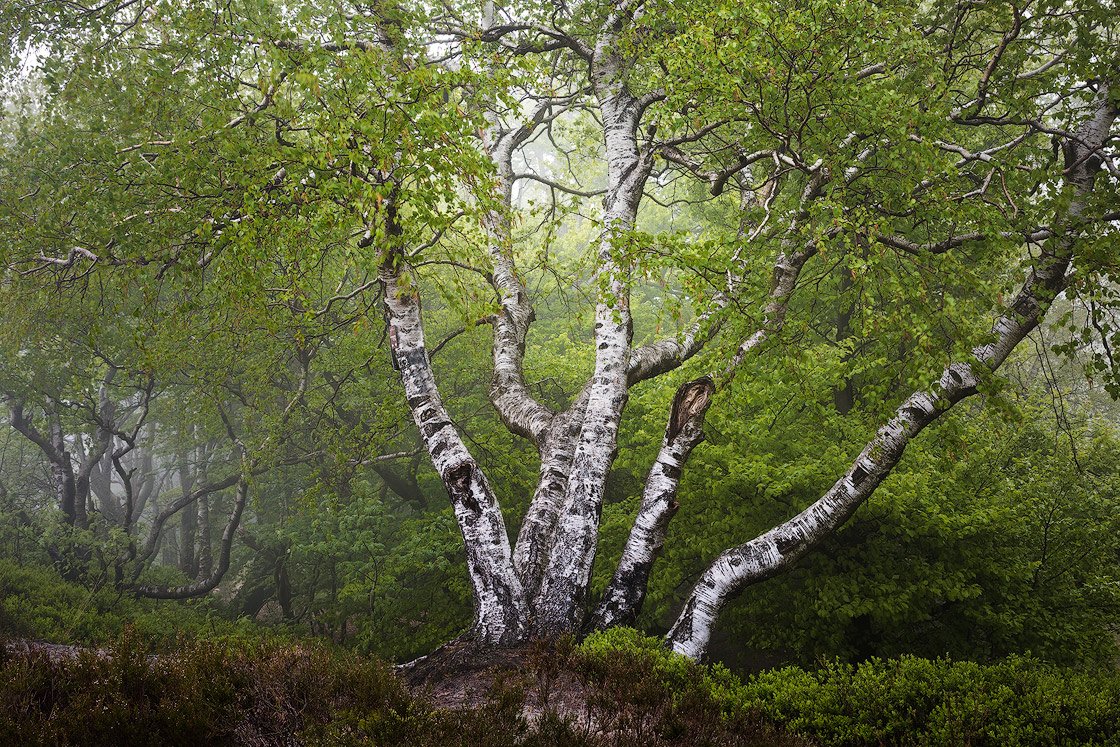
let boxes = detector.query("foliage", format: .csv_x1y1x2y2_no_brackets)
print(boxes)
579,629,1120,747
0,0,1118,684
0,560,269,646
0,632,414,747
745,656,1120,747
604,372,1120,666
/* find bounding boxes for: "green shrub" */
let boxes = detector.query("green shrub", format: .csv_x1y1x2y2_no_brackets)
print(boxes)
743,655,1120,746
0,630,422,746
578,629,1120,747
0,560,277,646
575,628,804,745
3,619,1117,746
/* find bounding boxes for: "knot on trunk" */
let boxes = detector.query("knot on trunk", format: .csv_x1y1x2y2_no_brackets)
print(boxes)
667,376,715,440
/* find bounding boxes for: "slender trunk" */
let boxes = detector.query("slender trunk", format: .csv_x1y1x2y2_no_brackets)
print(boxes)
90,452,120,523
160,521,178,566
134,469,243,575
46,412,82,528
382,198,527,644
533,79,644,634
591,376,714,629
589,213,818,633
666,88,1116,659
130,438,158,527
197,492,213,579
179,494,197,576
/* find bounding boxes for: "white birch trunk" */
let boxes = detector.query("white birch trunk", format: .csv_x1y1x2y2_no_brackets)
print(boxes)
532,63,648,632
666,89,1116,660
381,237,528,644
591,376,714,629
513,402,585,594
589,221,817,630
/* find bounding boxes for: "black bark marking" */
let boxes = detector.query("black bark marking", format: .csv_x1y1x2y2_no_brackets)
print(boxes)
422,419,450,438
674,598,696,640
388,326,401,370
396,348,427,369
903,403,927,422
851,462,870,486
775,534,799,555
447,462,480,515
1013,293,1036,318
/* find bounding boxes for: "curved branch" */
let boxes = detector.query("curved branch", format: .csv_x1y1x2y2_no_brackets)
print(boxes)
484,107,558,445
135,477,249,599
666,84,1117,660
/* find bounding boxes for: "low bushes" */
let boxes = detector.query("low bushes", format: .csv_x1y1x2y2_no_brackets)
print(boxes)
744,655,1120,746
2,620,1117,745
578,628,1120,746
1,633,449,746
0,560,269,646
3,631,777,746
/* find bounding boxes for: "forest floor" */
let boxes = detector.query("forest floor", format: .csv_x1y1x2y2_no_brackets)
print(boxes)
2,636,806,747
7,634,1119,746
400,640,596,727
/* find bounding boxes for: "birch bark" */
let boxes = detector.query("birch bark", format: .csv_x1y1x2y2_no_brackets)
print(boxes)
590,376,714,629
532,40,650,632
381,203,528,644
666,87,1117,660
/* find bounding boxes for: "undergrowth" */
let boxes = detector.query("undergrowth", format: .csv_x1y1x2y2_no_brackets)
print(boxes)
0,560,277,646
2,562,1118,746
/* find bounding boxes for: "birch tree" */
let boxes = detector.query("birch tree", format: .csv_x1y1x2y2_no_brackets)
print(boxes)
2,0,1118,659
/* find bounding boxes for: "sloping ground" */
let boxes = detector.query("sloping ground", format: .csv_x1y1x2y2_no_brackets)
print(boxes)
0,636,802,746
401,640,578,710
5,634,1120,746
400,640,610,734
398,638,806,746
